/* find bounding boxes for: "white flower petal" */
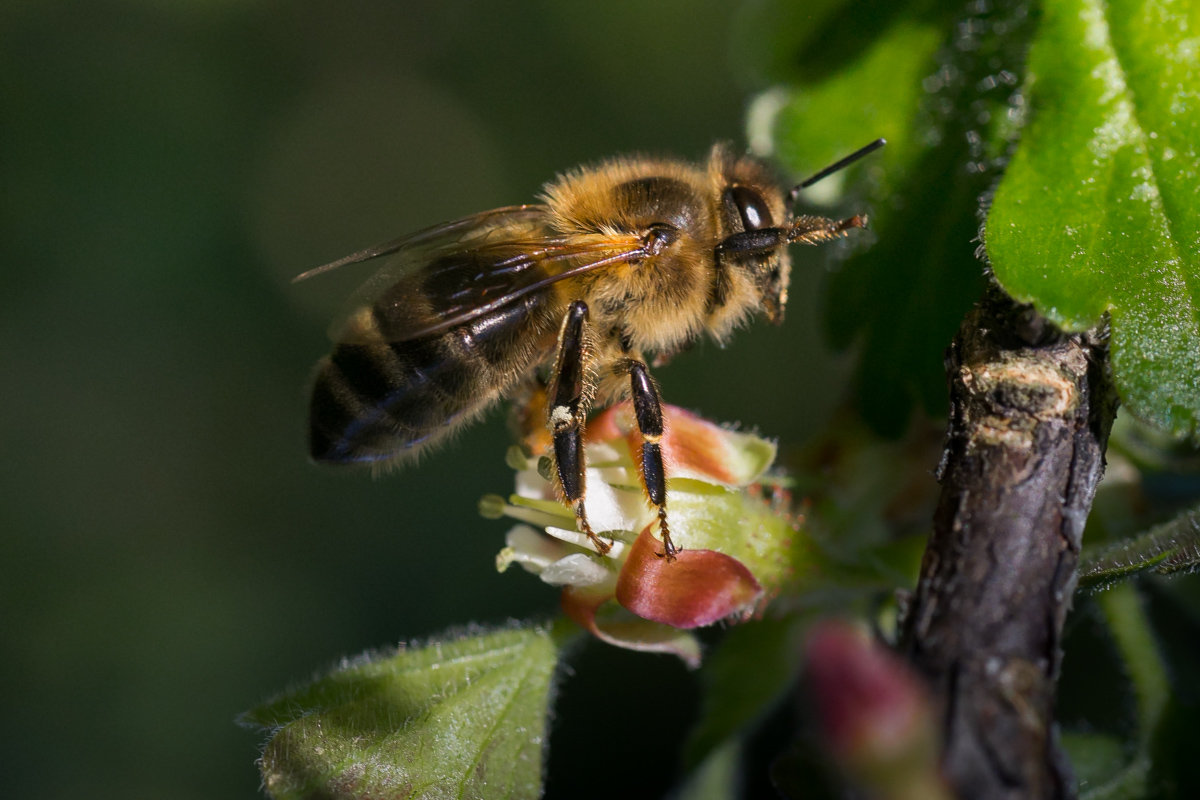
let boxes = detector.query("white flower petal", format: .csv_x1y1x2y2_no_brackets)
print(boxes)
539,553,613,587
514,468,553,501
580,473,655,533
497,525,571,575
544,526,627,559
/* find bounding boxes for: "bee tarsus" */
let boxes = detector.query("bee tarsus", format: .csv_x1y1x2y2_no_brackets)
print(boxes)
626,359,676,560
787,213,869,246
655,508,678,560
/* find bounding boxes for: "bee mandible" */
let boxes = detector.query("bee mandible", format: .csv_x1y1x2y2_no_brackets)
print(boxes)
300,139,884,559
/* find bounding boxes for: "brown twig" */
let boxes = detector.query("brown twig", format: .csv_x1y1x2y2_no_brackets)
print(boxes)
900,285,1117,799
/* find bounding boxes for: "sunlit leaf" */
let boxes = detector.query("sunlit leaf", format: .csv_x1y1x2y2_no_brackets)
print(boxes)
987,0,1200,437
761,15,944,196
241,624,559,800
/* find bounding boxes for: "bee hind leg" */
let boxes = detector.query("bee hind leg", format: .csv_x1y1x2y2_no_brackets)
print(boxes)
625,359,678,561
548,301,611,555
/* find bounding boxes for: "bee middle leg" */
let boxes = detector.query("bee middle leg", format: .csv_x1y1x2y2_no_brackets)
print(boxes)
548,300,611,555
623,358,678,561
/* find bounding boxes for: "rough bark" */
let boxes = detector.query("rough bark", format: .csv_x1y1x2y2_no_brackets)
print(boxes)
900,287,1117,799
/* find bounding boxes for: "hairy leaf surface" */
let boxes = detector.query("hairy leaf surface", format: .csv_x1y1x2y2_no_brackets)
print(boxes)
987,0,1200,436
242,625,558,800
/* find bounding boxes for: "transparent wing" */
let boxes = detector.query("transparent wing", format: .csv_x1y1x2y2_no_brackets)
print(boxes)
293,204,550,282
314,208,648,344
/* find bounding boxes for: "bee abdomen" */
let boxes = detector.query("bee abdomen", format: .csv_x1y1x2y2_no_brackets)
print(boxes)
309,296,554,464
308,338,482,463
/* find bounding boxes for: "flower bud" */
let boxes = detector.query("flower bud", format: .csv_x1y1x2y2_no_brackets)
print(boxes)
805,622,947,800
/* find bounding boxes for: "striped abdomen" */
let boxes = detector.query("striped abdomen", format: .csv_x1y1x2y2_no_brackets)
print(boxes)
309,291,557,464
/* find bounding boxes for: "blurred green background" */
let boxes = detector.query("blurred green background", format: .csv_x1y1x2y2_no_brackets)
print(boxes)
1,2,855,797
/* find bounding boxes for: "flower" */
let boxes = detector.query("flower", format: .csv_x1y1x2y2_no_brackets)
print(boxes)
485,403,809,667
804,622,947,800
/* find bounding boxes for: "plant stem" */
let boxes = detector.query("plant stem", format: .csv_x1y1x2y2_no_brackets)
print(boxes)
900,286,1117,800
1075,584,1169,799
1098,584,1168,752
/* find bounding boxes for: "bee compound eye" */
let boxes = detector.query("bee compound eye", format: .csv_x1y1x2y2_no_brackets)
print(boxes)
723,185,774,232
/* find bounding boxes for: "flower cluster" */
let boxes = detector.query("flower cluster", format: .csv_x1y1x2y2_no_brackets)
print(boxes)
485,403,808,666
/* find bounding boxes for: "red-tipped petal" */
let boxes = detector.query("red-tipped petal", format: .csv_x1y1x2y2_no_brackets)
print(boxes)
657,406,751,486
588,404,775,487
561,583,701,668
615,527,763,629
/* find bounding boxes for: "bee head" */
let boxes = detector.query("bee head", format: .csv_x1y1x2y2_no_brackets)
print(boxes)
711,148,792,325
708,139,882,329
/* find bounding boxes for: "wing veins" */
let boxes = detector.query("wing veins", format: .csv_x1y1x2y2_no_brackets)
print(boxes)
394,236,647,340
293,205,549,283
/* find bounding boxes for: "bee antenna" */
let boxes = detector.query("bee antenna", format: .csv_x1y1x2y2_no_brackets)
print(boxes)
787,138,886,205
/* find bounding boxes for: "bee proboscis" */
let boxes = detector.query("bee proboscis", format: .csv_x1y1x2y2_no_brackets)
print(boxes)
301,139,883,558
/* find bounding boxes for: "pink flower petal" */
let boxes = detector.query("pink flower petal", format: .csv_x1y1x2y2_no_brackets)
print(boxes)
615,527,763,628
588,404,772,487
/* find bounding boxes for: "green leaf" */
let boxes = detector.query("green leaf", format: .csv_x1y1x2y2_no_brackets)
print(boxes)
987,0,1200,437
757,1,1035,433
758,11,945,195
682,615,807,769
1071,585,1172,799
677,739,742,800
1099,586,1169,753
1060,732,1135,798
1081,502,1200,590
241,624,560,800
732,0,858,86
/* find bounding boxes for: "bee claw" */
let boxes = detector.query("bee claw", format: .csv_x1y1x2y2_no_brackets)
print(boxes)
656,510,679,562
577,514,613,555
588,534,614,555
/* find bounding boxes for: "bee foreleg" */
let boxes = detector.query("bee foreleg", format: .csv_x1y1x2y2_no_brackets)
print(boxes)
714,228,787,259
625,359,678,561
787,213,868,245
548,301,610,555
713,213,866,259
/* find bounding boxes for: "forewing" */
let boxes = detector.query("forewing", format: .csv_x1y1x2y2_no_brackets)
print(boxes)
294,205,550,283
330,224,648,344
314,205,550,343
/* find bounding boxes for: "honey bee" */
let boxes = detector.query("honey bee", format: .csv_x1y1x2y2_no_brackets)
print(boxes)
301,139,883,558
